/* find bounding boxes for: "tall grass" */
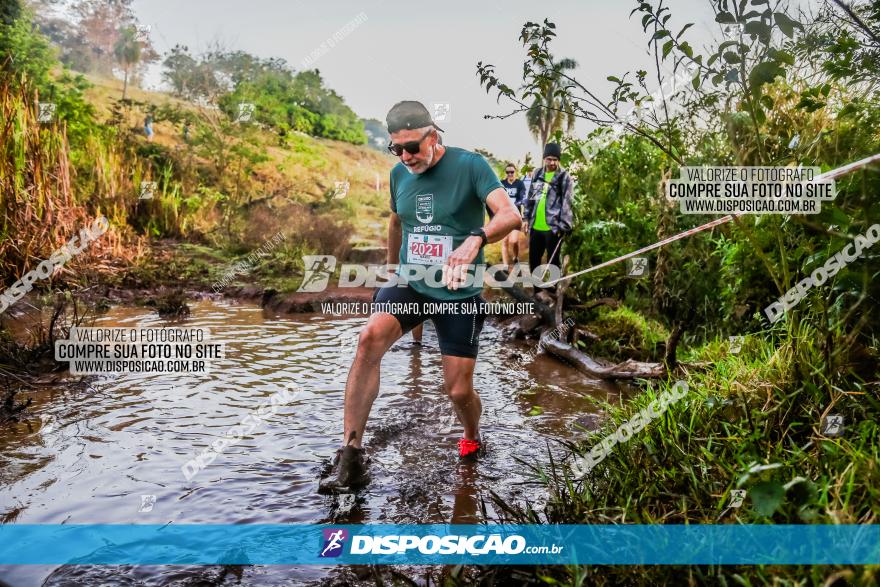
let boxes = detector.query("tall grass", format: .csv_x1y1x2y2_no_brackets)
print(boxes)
473,321,879,584
0,77,78,277
0,74,139,285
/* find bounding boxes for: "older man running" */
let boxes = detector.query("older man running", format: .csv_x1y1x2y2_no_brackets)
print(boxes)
319,101,521,493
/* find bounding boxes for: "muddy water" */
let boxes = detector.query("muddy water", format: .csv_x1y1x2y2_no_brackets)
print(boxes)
0,300,623,586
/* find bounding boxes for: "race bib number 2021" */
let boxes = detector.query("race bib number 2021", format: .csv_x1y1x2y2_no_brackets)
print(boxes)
407,234,452,265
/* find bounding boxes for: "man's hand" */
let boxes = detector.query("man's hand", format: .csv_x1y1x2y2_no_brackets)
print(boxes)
443,236,482,291
522,221,529,234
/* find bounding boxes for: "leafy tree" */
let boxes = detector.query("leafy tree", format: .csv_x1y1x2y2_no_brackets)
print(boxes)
797,0,880,83
74,0,136,74
161,47,365,144
221,63,366,144
362,118,389,150
113,25,140,99
29,0,156,77
162,44,199,98
162,44,229,104
477,1,879,363
206,48,289,87
0,0,21,26
525,56,579,147
473,12,880,583
0,1,55,86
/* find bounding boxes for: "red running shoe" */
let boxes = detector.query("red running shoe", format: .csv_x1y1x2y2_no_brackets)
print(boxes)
458,437,483,460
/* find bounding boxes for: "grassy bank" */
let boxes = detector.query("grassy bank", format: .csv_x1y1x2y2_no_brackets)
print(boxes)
0,22,396,373
461,315,879,585
0,68,394,292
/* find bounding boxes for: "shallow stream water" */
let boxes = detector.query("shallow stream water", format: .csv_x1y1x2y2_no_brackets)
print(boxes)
0,300,624,586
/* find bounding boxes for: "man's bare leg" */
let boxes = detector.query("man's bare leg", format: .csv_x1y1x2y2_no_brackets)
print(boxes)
441,355,481,441
510,230,522,266
411,323,423,344
342,312,404,448
501,233,512,268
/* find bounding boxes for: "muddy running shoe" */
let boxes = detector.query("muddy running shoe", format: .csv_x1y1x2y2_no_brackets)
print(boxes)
318,432,370,494
458,437,484,460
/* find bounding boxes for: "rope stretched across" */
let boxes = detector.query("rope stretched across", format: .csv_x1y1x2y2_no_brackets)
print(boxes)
540,153,880,288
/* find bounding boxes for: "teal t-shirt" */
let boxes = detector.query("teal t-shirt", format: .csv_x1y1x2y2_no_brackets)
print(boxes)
390,147,503,301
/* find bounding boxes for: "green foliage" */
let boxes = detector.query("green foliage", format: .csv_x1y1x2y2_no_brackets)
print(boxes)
362,117,389,150
485,1,880,343
562,134,663,304
579,305,669,361
1,5,384,293
163,46,367,144
476,2,880,582
796,1,880,83
113,25,141,99
524,57,579,147
0,0,21,26
0,4,55,87
161,44,227,102
486,329,880,583
0,4,104,146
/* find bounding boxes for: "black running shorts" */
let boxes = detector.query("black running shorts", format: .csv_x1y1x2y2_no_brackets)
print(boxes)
372,286,487,358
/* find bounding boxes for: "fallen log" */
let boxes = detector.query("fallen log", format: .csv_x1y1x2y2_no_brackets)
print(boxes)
497,268,669,379
538,330,667,380
495,269,555,326
499,313,542,338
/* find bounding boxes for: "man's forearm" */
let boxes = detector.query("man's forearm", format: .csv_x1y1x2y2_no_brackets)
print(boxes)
482,208,521,244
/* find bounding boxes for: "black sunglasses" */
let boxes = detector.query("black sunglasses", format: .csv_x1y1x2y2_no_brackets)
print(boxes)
505,169,516,174
388,129,433,156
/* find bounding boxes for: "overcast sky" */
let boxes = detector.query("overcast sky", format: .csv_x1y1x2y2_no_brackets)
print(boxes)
130,0,767,161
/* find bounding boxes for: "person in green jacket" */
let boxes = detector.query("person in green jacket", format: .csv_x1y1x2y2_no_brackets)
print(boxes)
522,143,574,276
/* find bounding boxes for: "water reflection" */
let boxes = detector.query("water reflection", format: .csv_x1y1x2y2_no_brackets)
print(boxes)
0,299,623,585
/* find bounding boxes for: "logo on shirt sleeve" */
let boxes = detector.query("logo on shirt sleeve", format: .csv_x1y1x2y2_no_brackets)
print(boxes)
416,194,434,224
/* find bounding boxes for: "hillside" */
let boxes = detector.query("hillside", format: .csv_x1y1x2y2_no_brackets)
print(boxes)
83,75,396,250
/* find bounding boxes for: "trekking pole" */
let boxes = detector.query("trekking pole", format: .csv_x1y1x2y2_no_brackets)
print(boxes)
538,236,565,283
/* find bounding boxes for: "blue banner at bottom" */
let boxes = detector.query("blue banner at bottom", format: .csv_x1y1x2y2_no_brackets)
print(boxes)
0,525,877,565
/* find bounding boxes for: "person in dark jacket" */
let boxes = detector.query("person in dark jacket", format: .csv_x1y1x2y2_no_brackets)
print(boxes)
522,143,574,275
500,163,527,270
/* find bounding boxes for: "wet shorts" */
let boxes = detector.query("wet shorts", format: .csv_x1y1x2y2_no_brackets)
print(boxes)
372,286,487,358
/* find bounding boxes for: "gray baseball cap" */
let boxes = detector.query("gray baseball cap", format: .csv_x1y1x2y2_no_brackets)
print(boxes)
386,101,444,133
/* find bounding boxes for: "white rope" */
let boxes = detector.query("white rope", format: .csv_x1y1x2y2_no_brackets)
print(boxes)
540,153,880,288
